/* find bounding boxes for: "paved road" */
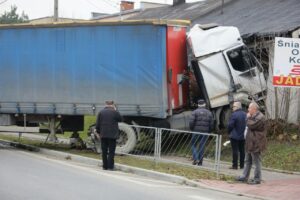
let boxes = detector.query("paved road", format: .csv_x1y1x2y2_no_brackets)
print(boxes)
1,132,299,200
0,146,257,200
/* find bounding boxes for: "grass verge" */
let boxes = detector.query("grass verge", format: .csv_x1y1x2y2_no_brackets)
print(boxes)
220,139,300,172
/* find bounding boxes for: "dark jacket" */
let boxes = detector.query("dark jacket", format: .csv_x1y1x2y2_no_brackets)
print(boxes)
189,107,214,133
245,111,267,153
95,106,122,139
227,109,247,140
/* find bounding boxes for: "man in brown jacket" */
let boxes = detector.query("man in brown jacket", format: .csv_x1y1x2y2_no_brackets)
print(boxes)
236,102,267,184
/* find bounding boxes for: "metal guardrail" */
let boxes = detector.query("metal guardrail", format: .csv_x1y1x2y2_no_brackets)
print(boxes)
122,125,222,175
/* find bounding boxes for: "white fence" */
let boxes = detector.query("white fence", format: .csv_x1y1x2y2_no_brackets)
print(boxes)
120,125,222,175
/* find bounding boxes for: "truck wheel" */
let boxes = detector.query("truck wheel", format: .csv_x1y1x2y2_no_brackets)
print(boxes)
221,107,232,128
116,122,136,154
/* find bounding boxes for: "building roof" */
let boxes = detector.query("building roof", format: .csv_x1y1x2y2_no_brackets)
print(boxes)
0,19,190,30
129,0,300,37
192,0,300,37
129,0,229,21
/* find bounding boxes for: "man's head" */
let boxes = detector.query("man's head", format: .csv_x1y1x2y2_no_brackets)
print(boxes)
198,99,206,108
248,102,259,115
105,100,114,106
232,101,242,111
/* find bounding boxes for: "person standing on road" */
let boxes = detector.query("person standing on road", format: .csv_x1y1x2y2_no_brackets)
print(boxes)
96,100,122,170
189,99,214,166
237,102,267,184
227,101,246,170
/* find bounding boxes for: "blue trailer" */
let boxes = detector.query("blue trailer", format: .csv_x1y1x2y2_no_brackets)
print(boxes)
0,20,190,150
0,22,171,117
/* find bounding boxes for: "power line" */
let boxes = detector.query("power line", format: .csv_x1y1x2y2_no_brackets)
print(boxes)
85,0,105,10
102,0,119,9
83,0,119,12
0,0,9,6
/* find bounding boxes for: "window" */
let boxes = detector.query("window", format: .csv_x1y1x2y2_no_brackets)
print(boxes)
227,46,256,72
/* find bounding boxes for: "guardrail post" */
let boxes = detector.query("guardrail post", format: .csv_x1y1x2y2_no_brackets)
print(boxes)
216,134,222,178
215,135,218,171
154,128,161,161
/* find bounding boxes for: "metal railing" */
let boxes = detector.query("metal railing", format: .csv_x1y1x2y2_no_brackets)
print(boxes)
121,125,222,175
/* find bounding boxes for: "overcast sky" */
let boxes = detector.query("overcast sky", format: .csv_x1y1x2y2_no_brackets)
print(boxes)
0,0,202,20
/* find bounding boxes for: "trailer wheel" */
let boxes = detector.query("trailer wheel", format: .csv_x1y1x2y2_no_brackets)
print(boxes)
221,107,232,128
116,122,136,154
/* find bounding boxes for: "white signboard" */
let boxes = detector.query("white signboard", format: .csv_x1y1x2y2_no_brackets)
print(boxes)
273,37,300,87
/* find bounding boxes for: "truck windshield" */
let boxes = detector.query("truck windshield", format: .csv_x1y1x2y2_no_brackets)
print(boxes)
227,46,256,72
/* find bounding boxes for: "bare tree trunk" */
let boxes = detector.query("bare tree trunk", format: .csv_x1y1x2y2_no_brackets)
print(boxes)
284,88,291,121
274,87,278,121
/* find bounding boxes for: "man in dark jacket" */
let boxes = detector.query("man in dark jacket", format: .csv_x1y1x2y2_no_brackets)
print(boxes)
189,99,214,166
228,101,246,169
96,100,122,170
237,102,267,184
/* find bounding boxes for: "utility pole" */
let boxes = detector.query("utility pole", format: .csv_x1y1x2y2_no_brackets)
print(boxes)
221,0,224,14
54,0,58,22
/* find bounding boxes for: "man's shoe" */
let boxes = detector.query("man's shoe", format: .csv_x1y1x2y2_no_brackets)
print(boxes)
247,179,261,185
197,161,203,166
235,176,247,182
229,166,238,170
192,160,198,165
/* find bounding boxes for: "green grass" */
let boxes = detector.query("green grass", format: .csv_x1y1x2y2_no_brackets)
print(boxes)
114,156,232,181
220,139,300,172
263,141,300,171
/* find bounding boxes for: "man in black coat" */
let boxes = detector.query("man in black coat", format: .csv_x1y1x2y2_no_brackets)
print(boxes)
189,99,214,166
227,101,247,169
96,100,122,170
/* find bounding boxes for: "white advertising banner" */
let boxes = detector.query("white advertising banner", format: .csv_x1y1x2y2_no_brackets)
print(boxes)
273,37,300,87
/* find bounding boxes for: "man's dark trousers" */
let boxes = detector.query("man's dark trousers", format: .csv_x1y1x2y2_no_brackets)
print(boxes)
101,138,117,170
230,138,245,168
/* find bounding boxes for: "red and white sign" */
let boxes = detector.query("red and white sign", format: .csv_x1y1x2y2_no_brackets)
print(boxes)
273,37,300,87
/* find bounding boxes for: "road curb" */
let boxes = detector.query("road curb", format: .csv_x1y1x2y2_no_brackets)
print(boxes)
0,139,40,152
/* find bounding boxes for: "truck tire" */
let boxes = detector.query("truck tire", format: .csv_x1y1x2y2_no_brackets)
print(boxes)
221,107,232,128
116,122,137,154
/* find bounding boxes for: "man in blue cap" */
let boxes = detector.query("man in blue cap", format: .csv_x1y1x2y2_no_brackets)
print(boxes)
189,99,214,165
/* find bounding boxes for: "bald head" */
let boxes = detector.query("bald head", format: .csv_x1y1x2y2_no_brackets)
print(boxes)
248,102,259,115
232,101,242,111
105,100,114,106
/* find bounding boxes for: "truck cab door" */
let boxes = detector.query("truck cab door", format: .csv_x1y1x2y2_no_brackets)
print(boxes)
223,45,267,101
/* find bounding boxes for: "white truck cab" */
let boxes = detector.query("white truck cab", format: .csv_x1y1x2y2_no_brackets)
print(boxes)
187,24,267,127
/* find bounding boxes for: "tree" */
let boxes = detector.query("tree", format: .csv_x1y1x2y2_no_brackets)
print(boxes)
0,5,29,24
